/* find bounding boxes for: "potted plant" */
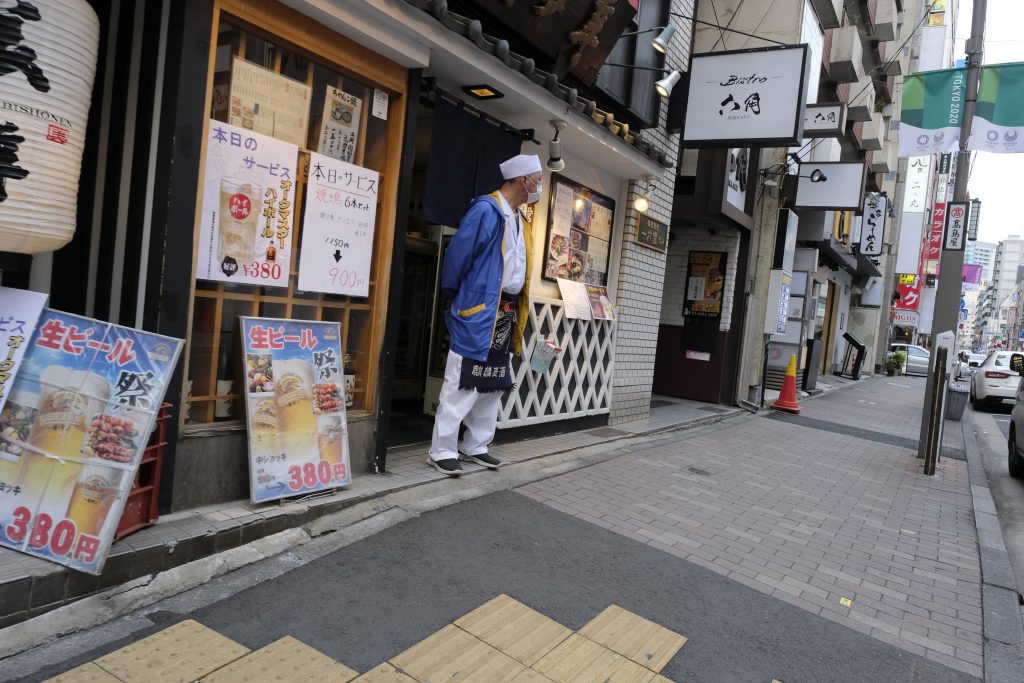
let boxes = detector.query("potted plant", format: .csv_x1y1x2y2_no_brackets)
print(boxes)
884,351,906,376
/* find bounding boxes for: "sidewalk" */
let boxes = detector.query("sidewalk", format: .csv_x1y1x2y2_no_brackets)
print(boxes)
519,376,986,678
0,396,745,632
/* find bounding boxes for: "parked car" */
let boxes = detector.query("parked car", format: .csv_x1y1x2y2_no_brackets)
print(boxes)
970,351,1023,407
1005,353,1024,477
968,353,986,368
889,343,930,376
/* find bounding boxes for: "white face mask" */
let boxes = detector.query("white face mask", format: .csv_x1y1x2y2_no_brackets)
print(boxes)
525,177,543,204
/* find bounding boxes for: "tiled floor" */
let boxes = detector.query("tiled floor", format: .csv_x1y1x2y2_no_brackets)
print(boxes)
518,380,984,678
46,596,691,682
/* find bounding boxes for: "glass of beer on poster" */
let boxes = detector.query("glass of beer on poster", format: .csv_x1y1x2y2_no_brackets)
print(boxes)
218,177,261,265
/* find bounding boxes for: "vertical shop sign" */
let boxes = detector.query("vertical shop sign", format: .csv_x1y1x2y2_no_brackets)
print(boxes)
683,252,727,319
0,287,47,414
198,122,298,287
927,203,946,267
944,201,969,251
859,194,887,256
297,153,378,297
240,318,351,504
229,58,311,148
0,310,181,573
902,157,931,212
317,86,362,163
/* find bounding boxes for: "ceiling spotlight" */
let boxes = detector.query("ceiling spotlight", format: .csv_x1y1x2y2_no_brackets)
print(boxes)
460,84,503,100
809,169,828,183
652,25,676,54
547,120,566,172
655,70,681,98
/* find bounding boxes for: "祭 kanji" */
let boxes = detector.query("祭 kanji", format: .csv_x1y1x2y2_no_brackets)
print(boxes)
114,370,156,408
0,1,49,92
0,121,29,202
312,348,338,380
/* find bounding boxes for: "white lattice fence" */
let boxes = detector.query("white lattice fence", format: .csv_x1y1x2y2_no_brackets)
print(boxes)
499,296,616,428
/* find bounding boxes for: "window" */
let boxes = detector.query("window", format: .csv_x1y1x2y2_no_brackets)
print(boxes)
182,7,404,428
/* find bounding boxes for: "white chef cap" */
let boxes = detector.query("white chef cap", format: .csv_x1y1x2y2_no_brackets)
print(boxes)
499,154,542,180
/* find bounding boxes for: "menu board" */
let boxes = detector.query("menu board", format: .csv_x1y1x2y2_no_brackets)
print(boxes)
297,153,378,297
197,122,298,287
542,174,615,285
0,287,47,415
635,214,669,253
556,280,615,321
683,251,728,320
0,310,182,574
317,86,362,163
229,58,311,148
240,317,351,504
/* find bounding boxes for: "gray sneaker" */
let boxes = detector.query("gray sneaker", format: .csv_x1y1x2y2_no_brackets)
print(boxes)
428,457,463,476
460,451,503,470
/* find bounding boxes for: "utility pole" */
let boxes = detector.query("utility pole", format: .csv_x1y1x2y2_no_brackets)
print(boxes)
917,0,986,460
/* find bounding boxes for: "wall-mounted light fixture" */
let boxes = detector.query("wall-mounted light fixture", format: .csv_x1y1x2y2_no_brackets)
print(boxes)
547,120,566,172
602,61,682,98
634,174,655,213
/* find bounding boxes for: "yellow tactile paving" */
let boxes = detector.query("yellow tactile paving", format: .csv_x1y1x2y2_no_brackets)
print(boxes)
455,594,574,666
45,662,121,683
199,635,358,682
579,605,687,672
390,624,530,682
94,619,250,683
532,634,657,683
350,662,418,682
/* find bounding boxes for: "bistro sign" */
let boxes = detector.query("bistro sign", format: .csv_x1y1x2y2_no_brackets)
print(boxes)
682,44,810,147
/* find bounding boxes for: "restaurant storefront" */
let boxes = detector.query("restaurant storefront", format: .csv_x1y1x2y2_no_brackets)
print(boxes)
7,0,687,512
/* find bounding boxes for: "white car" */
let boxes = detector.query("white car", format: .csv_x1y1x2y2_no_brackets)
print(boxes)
970,351,1023,407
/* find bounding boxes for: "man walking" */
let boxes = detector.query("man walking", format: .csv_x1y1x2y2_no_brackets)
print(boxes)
427,154,542,475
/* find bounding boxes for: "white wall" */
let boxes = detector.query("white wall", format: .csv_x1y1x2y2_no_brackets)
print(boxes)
660,227,742,330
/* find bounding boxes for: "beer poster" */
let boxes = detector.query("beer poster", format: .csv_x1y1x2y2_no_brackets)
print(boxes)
683,251,728,320
240,318,351,504
297,153,379,297
198,121,298,287
0,310,182,574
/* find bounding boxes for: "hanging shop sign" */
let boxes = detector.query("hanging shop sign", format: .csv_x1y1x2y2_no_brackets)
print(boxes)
683,251,728,320
240,317,351,504
898,273,916,286
802,103,846,137
893,309,920,327
902,157,931,212
543,174,614,285
944,201,969,251
724,147,751,215
896,278,921,312
229,58,311,148
635,214,668,253
297,154,378,297
0,309,181,574
859,194,887,256
0,0,100,254
682,45,810,147
317,86,362,163
198,122,298,287
0,287,47,415
793,162,866,211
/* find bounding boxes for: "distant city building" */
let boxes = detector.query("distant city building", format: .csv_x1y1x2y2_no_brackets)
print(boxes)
965,241,996,283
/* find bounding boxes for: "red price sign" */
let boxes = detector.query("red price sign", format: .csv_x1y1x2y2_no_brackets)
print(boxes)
241,262,283,280
287,460,348,491
5,507,101,564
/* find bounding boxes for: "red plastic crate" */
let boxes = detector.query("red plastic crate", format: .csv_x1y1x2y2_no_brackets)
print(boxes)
115,403,172,540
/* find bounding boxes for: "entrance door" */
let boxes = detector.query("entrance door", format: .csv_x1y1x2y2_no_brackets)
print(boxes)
818,282,839,375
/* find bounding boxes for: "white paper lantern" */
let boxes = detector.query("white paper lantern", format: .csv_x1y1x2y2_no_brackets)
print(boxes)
0,0,100,254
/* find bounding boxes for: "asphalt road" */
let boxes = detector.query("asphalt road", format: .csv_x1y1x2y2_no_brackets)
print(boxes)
18,491,978,683
971,405,1024,610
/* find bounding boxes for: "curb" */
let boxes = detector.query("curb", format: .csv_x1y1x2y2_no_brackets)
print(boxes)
961,411,1024,682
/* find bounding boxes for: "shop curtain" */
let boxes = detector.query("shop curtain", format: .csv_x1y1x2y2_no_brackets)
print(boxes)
423,97,524,227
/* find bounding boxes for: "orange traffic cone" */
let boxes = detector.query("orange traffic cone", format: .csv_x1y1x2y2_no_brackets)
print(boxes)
772,354,801,414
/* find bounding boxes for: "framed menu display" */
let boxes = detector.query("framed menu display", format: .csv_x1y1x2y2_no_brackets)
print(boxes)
542,174,615,285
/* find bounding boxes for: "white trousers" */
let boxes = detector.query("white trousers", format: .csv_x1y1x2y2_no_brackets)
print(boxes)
429,350,505,461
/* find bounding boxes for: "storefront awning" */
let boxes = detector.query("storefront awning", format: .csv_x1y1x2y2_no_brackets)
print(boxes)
813,235,859,274
853,250,882,277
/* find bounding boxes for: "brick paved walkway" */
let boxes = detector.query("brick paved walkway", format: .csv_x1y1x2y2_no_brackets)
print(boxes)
518,378,984,678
